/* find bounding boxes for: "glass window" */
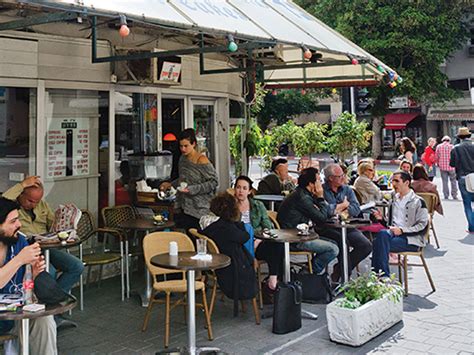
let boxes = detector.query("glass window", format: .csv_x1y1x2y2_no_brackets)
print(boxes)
0,87,36,193
193,103,215,163
470,28,474,45
162,98,184,181
447,79,469,91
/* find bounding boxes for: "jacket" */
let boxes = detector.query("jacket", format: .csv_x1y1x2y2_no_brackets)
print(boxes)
450,139,474,180
323,183,361,217
277,187,331,229
387,190,429,247
249,198,272,233
353,175,382,204
422,146,436,167
257,173,282,196
411,179,443,215
200,218,257,307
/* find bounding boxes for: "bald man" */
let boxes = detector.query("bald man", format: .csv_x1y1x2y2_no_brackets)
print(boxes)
3,176,84,328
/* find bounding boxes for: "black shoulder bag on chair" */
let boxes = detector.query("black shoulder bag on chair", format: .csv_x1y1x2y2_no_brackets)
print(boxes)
291,272,333,304
272,281,302,334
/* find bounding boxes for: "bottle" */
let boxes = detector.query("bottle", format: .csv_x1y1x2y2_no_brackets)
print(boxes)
23,264,34,305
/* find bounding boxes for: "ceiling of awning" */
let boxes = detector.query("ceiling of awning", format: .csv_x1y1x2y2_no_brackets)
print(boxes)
427,109,474,121
4,0,399,87
384,113,421,130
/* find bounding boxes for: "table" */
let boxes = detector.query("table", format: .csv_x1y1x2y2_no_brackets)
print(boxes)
151,252,230,355
38,238,83,310
0,298,76,355
253,194,285,211
324,219,373,284
255,229,319,320
118,218,175,306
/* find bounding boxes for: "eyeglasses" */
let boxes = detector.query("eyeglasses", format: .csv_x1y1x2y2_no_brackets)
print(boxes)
333,174,345,179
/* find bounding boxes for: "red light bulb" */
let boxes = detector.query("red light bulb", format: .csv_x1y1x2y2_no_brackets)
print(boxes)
303,50,312,60
119,24,130,38
351,58,359,65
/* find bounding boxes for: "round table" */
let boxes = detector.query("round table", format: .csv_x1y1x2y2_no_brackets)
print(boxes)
0,298,76,355
253,195,285,211
255,229,319,320
118,218,176,305
151,252,230,355
324,219,374,284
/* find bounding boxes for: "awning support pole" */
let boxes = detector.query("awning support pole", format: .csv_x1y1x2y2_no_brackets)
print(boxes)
0,11,78,31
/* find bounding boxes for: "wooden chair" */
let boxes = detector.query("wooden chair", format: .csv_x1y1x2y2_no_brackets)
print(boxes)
352,187,363,205
142,232,213,348
267,211,313,274
416,192,440,249
77,210,124,305
394,226,436,296
188,228,260,325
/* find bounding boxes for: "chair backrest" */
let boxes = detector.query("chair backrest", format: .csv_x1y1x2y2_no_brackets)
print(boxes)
143,232,194,276
101,205,136,228
267,210,280,229
352,187,363,204
77,210,95,242
188,228,220,254
416,192,437,215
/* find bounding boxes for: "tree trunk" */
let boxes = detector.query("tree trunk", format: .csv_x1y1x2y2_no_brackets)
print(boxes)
372,116,383,159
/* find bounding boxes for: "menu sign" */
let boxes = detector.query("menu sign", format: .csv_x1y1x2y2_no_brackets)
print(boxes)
46,118,89,178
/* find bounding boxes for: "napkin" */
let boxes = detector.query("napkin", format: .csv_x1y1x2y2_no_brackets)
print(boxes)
191,254,212,261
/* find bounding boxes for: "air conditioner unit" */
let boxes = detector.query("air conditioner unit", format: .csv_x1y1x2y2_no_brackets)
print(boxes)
468,45,474,57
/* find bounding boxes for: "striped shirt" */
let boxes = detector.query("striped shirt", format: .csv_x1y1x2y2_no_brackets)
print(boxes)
435,142,455,171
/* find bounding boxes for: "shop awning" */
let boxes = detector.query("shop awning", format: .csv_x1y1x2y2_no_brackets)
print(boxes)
426,109,474,121
384,113,420,130
11,0,398,88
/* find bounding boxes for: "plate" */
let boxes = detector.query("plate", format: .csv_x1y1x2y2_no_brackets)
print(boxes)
297,231,310,236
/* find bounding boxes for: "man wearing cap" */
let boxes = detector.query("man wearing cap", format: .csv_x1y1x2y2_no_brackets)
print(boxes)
450,127,474,233
435,135,458,200
0,197,57,354
257,158,296,209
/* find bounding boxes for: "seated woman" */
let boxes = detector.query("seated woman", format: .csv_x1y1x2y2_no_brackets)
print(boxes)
399,159,414,175
199,192,257,309
411,164,444,215
234,175,284,297
354,161,382,204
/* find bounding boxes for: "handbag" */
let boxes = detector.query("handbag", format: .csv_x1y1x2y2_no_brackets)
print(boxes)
272,281,302,334
291,272,333,304
465,173,474,193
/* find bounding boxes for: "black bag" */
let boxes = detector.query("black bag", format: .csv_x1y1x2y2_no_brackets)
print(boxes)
272,281,302,334
291,272,333,304
34,271,70,305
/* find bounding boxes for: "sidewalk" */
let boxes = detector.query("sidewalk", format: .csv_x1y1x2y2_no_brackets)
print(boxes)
57,178,474,354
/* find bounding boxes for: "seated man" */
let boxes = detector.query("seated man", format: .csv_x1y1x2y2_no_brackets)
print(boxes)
322,164,372,280
277,168,339,274
3,176,84,327
257,158,296,208
372,171,429,276
0,197,57,354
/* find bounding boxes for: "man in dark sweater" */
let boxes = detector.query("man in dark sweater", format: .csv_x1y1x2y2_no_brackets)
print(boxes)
450,127,474,233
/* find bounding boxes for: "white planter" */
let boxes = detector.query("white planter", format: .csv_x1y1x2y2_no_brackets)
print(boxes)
326,294,403,346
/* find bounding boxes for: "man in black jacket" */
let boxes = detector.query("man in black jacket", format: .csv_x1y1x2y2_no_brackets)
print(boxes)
277,168,339,274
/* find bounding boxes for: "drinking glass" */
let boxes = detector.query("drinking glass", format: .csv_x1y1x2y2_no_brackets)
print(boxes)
196,239,207,255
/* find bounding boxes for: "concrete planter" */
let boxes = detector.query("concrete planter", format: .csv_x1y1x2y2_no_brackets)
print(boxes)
326,293,403,346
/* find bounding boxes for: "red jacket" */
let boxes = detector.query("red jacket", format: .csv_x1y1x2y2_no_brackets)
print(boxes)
422,146,436,167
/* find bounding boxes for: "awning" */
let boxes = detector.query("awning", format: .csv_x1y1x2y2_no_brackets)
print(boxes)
384,113,420,130
427,109,474,121
9,0,398,88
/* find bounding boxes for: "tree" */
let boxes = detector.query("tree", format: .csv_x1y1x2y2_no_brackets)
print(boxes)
292,122,328,164
297,0,469,158
327,112,373,161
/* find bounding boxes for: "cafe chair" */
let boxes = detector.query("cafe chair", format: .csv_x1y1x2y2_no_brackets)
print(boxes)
416,192,440,249
267,211,313,274
189,229,260,325
351,187,363,205
142,232,213,348
77,210,124,305
394,226,436,296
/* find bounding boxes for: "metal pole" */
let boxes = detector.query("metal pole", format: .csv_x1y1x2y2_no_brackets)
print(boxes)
45,250,50,273
21,319,29,355
187,270,196,355
283,242,290,283
79,244,84,311
350,87,355,114
341,223,349,283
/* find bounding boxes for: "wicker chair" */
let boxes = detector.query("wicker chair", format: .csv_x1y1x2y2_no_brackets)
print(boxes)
77,210,124,305
416,192,440,249
141,232,213,348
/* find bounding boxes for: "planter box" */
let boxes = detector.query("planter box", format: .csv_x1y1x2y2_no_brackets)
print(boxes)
326,294,403,346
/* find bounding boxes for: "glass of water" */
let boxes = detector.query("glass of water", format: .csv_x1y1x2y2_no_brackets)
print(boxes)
196,239,207,255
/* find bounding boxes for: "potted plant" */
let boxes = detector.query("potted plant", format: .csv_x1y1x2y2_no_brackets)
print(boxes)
326,271,403,346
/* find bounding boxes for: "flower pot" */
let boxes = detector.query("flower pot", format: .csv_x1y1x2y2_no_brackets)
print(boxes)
326,293,403,346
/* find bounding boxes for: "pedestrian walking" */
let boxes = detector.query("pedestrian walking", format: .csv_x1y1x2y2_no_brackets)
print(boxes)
450,127,474,234
435,135,458,199
421,137,437,181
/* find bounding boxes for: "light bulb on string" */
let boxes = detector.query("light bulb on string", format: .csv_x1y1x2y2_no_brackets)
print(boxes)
302,46,312,60
388,81,397,89
377,65,386,74
351,58,359,65
396,76,403,84
227,34,238,52
118,15,130,38
301,89,306,95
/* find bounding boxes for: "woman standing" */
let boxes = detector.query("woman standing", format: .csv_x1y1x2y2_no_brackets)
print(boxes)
234,176,284,295
160,128,218,231
422,137,437,181
399,137,418,163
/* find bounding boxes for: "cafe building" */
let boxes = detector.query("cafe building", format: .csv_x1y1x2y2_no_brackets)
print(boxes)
0,0,395,220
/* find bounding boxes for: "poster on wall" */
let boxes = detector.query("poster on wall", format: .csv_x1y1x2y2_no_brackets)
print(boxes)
46,118,89,178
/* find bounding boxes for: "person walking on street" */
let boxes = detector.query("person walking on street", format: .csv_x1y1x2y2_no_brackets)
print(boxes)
421,137,437,181
450,127,474,234
436,136,458,200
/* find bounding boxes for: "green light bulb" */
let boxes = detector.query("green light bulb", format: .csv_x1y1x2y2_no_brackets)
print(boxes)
228,41,238,52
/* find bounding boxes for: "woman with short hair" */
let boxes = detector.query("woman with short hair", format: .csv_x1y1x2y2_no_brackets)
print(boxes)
354,162,382,204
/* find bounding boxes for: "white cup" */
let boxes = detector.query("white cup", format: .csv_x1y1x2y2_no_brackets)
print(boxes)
363,213,371,221
169,241,178,256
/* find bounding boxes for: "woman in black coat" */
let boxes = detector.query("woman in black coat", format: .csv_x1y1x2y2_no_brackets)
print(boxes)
200,192,257,311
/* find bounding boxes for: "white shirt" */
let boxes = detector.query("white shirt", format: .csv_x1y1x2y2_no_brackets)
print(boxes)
392,190,414,228
241,210,251,224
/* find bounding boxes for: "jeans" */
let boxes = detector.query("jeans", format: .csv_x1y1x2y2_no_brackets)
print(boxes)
48,249,84,293
294,238,339,274
459,177,474,232
440,170,458,199
372,230,419,276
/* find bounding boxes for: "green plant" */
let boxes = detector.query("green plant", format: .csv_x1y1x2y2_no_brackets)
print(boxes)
335,271,403,309
292,122,328,162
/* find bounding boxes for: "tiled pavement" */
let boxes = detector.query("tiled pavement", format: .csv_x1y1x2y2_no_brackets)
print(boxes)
59,188,474,354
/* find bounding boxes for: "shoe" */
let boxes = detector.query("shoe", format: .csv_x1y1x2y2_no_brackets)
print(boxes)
331,263,341,284
54,315,78,330
261,281,276,305
452,196,458,200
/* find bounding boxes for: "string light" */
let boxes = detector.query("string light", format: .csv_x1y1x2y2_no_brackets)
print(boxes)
351,58,359,65
302,46,312,60
377,65,386,74
227,34,238,52
119,15,130,38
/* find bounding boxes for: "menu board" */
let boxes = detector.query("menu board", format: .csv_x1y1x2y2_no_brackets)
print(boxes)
46,118,89,178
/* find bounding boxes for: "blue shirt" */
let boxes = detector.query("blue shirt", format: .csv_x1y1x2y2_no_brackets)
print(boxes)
323,183,361,217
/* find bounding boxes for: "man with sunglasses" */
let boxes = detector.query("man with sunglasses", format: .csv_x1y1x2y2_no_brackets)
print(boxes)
371,171,429,276
0,197,57,354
